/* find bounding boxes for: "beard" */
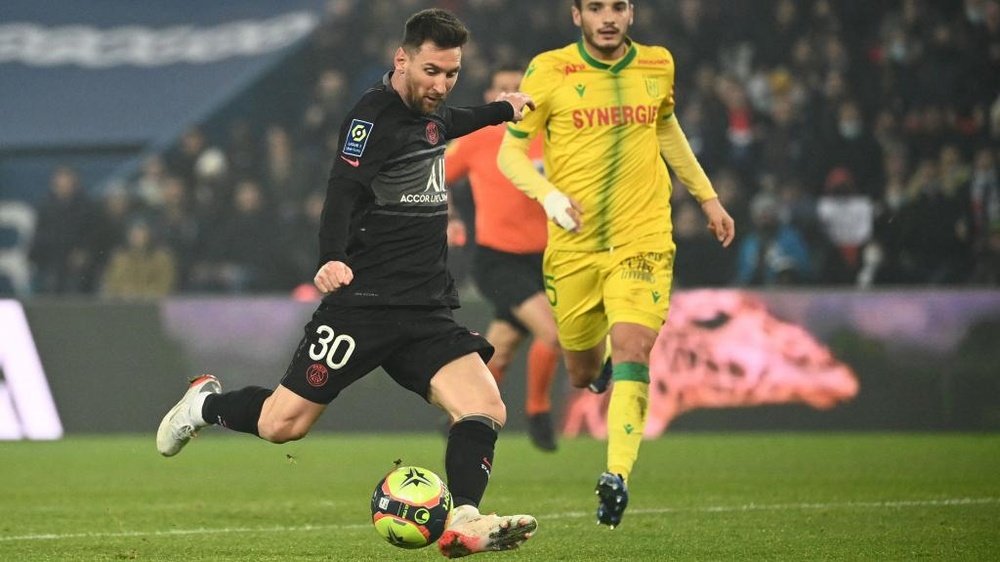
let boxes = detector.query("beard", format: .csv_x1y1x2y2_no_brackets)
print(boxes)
404,74,444,115
418,95,443,114
583,27,626,58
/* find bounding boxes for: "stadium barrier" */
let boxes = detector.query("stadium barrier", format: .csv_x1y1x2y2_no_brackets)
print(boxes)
1,290,998,439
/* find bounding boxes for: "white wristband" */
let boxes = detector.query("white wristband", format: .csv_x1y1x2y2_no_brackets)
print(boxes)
543,190,579,231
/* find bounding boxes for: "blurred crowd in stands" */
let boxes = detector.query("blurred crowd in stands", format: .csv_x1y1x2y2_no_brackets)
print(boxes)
7,0,1000,298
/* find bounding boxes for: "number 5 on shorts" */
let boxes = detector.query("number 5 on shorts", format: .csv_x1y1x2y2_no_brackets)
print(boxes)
308,325,356,369
544,274,558,306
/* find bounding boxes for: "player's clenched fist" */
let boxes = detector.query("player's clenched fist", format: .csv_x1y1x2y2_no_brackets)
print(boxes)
314,261,354,293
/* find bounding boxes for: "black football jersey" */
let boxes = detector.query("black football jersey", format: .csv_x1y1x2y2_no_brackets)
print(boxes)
318,72,512,308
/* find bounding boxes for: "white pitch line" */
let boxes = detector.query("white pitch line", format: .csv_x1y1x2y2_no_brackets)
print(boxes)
0,524,368,543
1,497,996,543
539,496,1000,520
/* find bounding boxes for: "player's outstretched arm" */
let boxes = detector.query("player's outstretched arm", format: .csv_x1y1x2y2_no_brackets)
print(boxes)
700,198,736,247
447,98,524,139
314,260,354,293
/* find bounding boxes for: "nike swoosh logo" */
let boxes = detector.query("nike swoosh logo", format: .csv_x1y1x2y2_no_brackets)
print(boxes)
340,155,360,167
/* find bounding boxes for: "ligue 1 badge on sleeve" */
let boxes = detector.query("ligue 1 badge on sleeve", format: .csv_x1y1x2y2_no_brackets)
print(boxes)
343,119,374,157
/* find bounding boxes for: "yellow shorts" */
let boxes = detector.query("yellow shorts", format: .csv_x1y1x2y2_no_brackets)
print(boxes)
543,238,675,351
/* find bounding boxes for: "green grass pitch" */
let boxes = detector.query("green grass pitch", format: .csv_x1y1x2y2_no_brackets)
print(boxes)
1,433,998,560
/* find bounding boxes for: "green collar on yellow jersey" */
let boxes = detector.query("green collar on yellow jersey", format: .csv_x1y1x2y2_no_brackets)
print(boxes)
576,38,637,74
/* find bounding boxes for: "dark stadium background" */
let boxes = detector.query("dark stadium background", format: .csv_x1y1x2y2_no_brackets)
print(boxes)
0,0,997,438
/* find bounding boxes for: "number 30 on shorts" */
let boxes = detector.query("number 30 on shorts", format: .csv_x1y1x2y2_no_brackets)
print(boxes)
308,325,356,369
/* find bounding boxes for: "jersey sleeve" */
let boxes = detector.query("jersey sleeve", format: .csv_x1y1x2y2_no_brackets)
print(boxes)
658,47,677,119
330,106,391,185
318,176,365,267
498,131,558,201
444,102,512,139
657,116,716,202
655,48,717,203
498,54,561,200
505,54,555,141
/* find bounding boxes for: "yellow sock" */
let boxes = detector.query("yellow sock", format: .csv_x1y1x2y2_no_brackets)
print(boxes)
606,363,649,482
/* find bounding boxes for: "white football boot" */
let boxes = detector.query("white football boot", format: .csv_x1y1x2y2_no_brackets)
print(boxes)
156,374,221,457
437,504,537,558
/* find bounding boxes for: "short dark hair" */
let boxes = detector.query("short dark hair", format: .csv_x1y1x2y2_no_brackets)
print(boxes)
574,1,634,8
402,9,469,52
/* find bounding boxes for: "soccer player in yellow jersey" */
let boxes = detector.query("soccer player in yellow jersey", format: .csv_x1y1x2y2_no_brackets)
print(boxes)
498,0,735,528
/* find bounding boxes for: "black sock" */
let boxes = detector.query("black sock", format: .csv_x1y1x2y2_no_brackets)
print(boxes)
202,386,272,436
445,420,498,508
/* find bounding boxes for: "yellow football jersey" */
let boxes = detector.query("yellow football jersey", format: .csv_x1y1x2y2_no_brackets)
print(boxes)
508,39,689,251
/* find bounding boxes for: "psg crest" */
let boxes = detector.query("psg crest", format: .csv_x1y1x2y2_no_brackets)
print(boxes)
425,122,440,145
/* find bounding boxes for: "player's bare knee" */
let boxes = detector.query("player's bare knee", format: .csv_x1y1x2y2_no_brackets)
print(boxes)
458,396,507,427
257,417,308,444
612,340,655,365
483,396,507,426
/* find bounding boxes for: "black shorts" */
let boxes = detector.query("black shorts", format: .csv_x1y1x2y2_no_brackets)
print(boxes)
281,303,494,404
472,246,544,334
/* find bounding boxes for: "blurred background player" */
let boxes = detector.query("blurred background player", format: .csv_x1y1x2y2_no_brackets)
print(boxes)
499,0,735,528
445,65,561,452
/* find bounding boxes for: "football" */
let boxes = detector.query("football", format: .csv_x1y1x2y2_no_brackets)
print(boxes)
370,465,452,549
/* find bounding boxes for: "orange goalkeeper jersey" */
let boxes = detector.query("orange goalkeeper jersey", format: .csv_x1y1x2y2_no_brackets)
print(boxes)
445,124,546,254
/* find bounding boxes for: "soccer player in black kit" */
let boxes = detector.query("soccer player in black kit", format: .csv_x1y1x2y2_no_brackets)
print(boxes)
156,9,537,558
